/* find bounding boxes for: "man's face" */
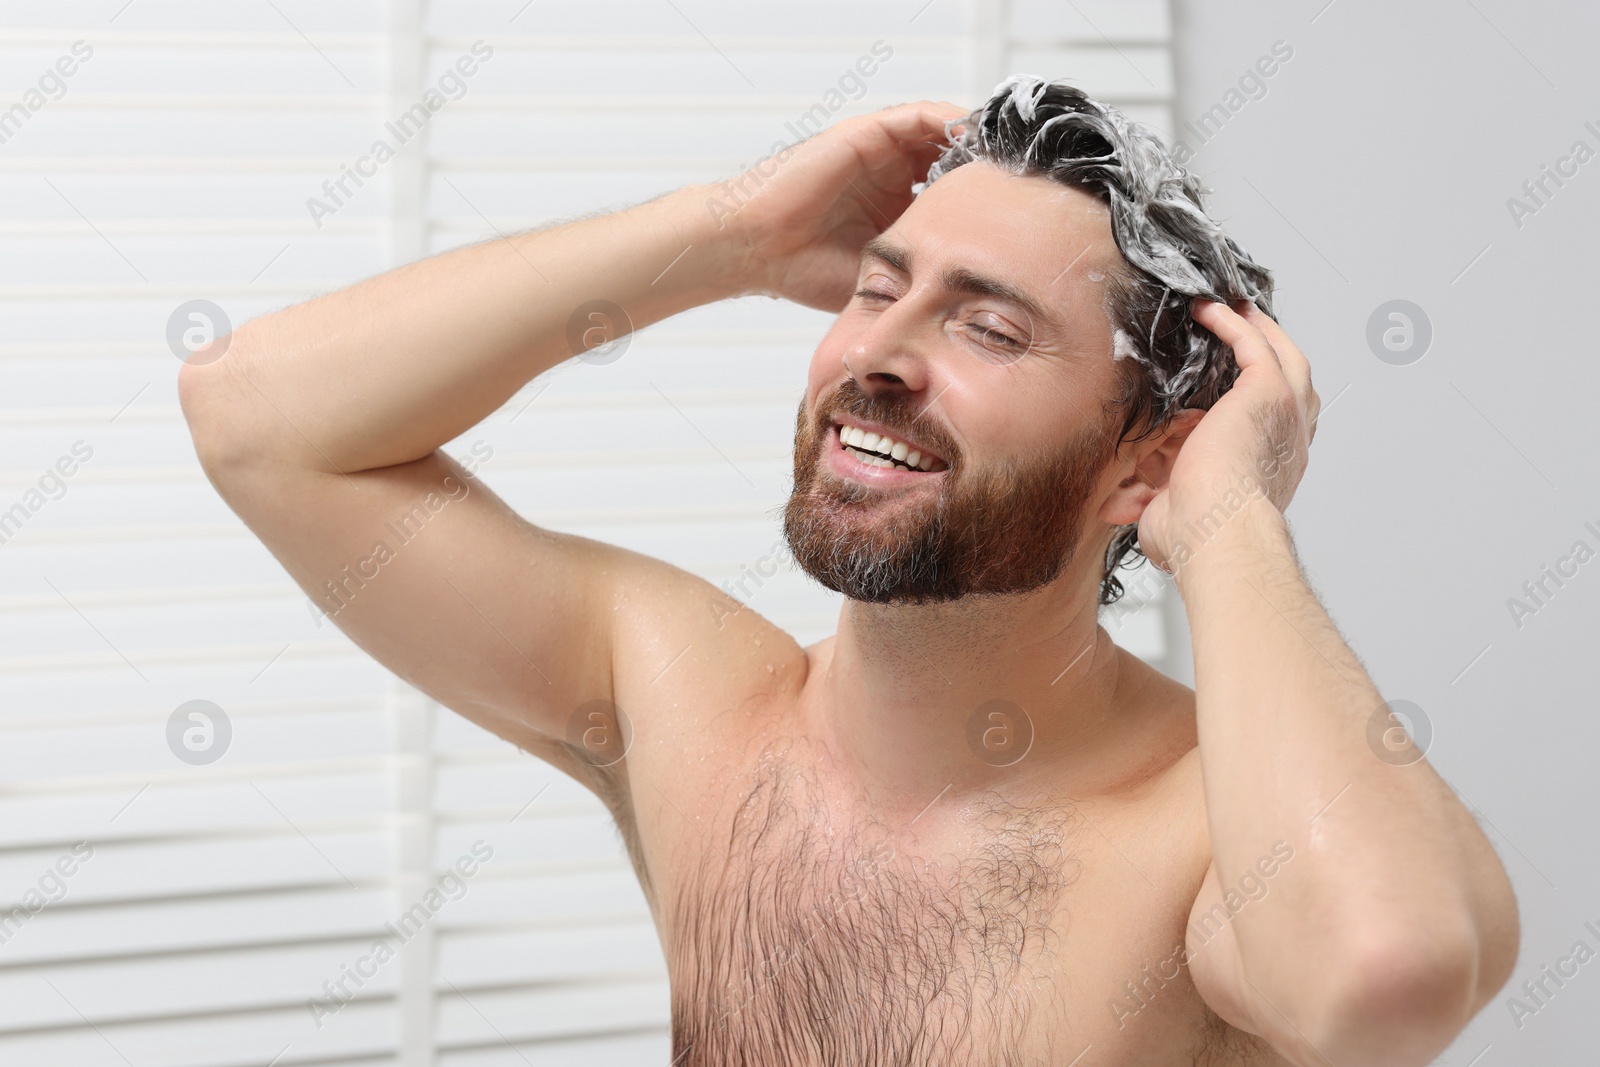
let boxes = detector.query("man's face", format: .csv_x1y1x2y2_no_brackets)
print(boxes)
783,160,1133,603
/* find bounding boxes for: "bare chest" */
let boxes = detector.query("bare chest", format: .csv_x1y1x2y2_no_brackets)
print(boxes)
633,739,1267,1067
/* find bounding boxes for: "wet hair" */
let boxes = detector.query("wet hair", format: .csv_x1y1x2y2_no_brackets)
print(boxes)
921,74,1276,605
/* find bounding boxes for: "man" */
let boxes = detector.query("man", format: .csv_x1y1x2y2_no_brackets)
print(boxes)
179,77,1518,1065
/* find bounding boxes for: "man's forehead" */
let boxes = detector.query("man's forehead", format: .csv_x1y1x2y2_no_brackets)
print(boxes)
869,162,1124,321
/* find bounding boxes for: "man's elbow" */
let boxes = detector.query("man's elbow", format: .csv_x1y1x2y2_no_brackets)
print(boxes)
1304,924,1510,1067
177,326,270,477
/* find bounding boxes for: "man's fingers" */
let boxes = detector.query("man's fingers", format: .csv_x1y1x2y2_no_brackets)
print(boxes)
1193,299,1315,408
851,101,968,188
1241,302,1303,362
874,100,969,144
1238,303,1318,448
1200,299,1321,452
1240,302,1312,397
1191,299,1281,374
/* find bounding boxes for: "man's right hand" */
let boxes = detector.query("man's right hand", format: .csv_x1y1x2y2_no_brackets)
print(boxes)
719,100,970,313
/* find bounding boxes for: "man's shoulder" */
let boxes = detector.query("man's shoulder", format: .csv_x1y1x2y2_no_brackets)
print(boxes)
603,545,812,691
1091,643,1201,797
523,541,809,794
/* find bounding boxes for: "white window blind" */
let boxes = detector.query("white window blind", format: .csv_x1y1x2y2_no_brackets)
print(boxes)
0,1,1178,1063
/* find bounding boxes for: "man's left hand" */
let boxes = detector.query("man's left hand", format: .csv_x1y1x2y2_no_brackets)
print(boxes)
1135,299,1321,575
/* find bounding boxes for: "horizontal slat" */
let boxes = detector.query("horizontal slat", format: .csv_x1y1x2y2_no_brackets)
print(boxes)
0,156,386,172
438,1026,668,1067
0,997,399,1067
0,830,391,905
0,46,384,93
438,922,664,988
0,234,383,287
0,218,382,236
0,690,381,732
0,652,394,723
0,885,389,969
1009,45,1174,100
0,31,388,49
0,768,393,843
433,868,647,930
436,814,636,872
0,31,973,52
0,0,387,33
427,0,966,36
0,937,410,1030
0,110,398,157
432,979,668,1049
1009,0,1172,43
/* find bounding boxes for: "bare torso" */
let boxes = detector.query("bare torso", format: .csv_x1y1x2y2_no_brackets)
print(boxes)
540,598,1291,1067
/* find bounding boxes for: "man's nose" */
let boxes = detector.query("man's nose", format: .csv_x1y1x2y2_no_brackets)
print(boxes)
844,302,933,398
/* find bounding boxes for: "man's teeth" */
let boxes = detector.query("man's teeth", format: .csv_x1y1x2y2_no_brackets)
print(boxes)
838,424,939,471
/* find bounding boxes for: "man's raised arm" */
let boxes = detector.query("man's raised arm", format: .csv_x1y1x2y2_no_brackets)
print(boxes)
175,184,746,759
176,101,968,765
1141,301,1519,1067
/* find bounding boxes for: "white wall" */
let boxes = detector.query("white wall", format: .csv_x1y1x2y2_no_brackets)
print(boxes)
0,1,1179,1063
1169,0,1600,1062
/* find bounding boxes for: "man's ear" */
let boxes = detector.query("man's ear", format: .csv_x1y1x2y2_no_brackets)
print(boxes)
1097,409,1205,526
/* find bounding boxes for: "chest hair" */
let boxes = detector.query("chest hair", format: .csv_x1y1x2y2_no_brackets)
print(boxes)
665,742,1085,1067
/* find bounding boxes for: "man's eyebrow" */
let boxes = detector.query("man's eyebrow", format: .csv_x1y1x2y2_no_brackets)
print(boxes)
860,236,911,274
859,237,1057,328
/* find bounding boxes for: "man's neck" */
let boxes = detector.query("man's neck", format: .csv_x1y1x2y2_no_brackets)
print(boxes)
809,570,1147,818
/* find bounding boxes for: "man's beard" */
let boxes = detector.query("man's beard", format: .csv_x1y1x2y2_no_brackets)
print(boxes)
782,378,1118,604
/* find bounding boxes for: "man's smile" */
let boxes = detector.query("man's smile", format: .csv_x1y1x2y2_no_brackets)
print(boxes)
828,417,951,484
